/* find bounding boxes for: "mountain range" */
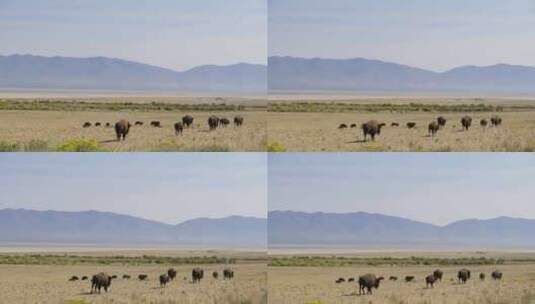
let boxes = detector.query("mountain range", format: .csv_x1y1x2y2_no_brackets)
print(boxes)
0,209,266,247
0,54,266,93
268,211,535,249
268,56,535,94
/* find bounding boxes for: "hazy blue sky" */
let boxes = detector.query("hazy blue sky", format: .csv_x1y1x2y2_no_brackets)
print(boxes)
269,0,535,71
0,153,267,224
269,153,535,225
0,0,266,70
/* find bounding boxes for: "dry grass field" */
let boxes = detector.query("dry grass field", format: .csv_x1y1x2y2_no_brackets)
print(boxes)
268,252,535,304
267,99,535,151
0,96,266,151
0,250,267,304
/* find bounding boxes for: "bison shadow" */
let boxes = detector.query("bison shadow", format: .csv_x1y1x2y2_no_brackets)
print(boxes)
99,139,119,144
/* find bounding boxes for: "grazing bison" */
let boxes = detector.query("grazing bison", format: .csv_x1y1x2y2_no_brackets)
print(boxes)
428,121,439,136
437,116,447,128
208,116,220,130
95,122,101,127
105,122,111,127
350,123,357,128
82,276,88,281
234,116,244,126
138,274,148,281
389,276,398,281
174,122,184,135
361,120,386,141
479,273,485,281
123,274,131,280
159,274,170,287
406,122,416,129
461,116,472,131
182,115,194,128
480,119,488,127
220,118,230,127
491,115,502,126
115,119,131,141
458,269,471,284
338,123,347,129
168,268,177,281
405,276,415,282
83,122,91,128
213,271,219,279
135,121,143,126
150,121,161,127
69,276,79,281
223,268,234,280
348,277,355,282
491,270,503,280
111,275,117,279
91,272,112,294
433,269,443,282
192,268,204,283
335,278,345,284
391,122,399,127
425,274,438,288
358,274,384,295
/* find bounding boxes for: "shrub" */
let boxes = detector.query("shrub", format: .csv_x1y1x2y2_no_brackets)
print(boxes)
267,142,286,152
24,140,49,152
56,139,102,152
0,141,20,152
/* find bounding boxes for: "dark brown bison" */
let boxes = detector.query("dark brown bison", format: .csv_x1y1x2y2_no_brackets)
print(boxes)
391,122,399,127
167,268,177,280
69,276,79,281
361,120,386,141
461,116,472,131
174,122,183,135
491,115,502,126
122,274,131,280
81,276,88,281
458,269,471,284
389,276,398,281
335,278,345,283
208,116,219,130
83,122,91,128
138,274,148,281
105,122,111,127
407,122,416,129
479,273,485,281
428,121,439,136
135,121,143,126
491,270,503,280
350,123,357,128
220,118,230,127
480,119,488,127
437,116,447,128
111,275,117,279
212,271,219,279
338,123,347,129
159,274,170,287
91,272,112,294
425,274,438,288
433,269,443,282
192,268,204,283
95,122,101,127
223,268,234,280
358,274,384,295
182,115,194,127
348,277,355,282
150,121,161,127
234,116,244,126
115,120,131,141
405,276,415,282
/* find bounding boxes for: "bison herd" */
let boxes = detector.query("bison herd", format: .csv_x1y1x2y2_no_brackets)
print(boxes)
70,267,235,294
338,115,504,141
336,269,503,295
81,115,245,141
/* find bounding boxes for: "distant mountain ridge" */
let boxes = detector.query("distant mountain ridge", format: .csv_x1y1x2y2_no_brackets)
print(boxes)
268,211,535,248
0,54,266,93
268,56,535,94
0,209,266,247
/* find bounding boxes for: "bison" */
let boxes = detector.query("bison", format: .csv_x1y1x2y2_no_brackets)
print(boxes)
461,116,472,131
491,115,502,126
159,274,170,287
138,274,148,281
150,121,161,127
406,122,416,129
168,268,177,281
433,269,443,282
480,119,488,127
358,274,384,295
348,277,355,282
192,268,204,283
83,122,91,128
69,276,79,281
335,278,345,284
428,121,439,136
223,268,234,280
81,276,88,281
122,274,131,280
437,116,447,128
135,121,143,126
182,115,194,128
91,272,112,294
458,269,471,284
338,123,347,129
95,122,101,127
105,122,111,127
491,270,503,280
350,123,357,128
389,276,398,281
391,122,399,127
115,119,131,141
425,274,438,288
361,120,386,141
212,271,219,279
220,118,230,127
234,116,244,127
174,122,184,135
479,273,485,281
208,116,219,130
405,276,415,282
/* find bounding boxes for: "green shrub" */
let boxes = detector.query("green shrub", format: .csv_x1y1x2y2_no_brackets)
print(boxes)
24,140,49,152
0,141,20,152
267,142,286,152
56,139,102,152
